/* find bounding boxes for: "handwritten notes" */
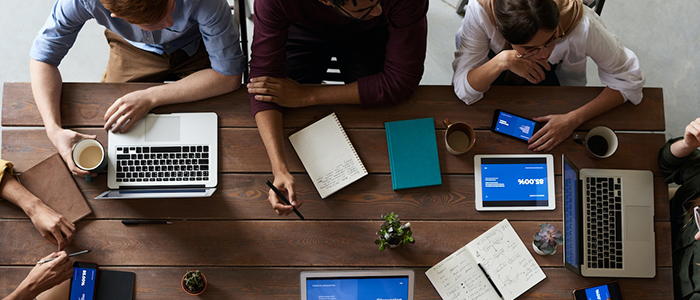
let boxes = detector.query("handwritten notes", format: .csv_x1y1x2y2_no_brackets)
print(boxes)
426,219,546,300
426,247,501,300
289,113,368,198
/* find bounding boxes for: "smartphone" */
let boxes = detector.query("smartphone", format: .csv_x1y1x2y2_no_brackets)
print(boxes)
69,262,98,300
490,109,543,142
573,281,623,300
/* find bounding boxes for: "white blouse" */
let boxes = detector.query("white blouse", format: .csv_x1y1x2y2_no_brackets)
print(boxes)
452,0,645,105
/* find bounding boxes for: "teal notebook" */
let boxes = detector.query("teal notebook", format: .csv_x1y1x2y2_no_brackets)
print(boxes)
385,118,442,190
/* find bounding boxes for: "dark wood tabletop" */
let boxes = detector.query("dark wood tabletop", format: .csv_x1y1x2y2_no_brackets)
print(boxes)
0,83,670,299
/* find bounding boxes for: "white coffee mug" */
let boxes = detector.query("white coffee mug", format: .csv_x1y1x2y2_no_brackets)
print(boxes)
573,126,618,159
71,139,107,183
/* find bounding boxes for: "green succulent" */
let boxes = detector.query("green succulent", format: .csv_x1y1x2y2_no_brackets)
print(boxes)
533,223,563,255
183,270,205,293
374,212,415,252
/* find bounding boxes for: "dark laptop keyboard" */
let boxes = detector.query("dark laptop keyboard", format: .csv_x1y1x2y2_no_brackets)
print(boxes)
115,146,210,183
586,176,623,269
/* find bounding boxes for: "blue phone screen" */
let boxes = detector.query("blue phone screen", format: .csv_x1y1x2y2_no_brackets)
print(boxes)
70,267,97,300
493,111,537,141
584,284,611,300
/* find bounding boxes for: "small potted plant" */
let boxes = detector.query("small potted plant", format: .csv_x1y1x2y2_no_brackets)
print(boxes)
181,270,207,296
374,212,415,251
532,223,563,255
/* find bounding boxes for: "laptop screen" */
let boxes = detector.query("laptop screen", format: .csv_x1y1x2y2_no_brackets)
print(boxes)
563,157,580,271
305,276,410,300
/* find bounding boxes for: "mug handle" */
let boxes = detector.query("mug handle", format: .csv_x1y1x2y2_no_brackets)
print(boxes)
442,118,452,129
573,134,586,146
85,174,94,183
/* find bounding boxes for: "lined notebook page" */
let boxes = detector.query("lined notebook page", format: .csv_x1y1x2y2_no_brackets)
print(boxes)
289,113,367,198
466,219,546,300
425,246,502,300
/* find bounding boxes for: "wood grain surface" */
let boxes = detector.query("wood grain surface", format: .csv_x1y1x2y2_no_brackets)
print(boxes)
3,83,665,130
0,83,670,299
0,267,674,300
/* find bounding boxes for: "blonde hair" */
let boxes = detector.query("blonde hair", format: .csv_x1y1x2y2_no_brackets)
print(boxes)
101,0,170,25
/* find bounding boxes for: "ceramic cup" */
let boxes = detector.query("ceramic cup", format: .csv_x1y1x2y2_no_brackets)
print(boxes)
573,126,618,159
71,139,107,183
443,118,476,155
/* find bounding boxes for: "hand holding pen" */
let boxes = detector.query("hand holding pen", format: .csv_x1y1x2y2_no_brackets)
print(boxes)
266,180,304,219
37,249,90,265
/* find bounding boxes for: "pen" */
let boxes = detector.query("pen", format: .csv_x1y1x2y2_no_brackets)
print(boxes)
121,220,173,225
478,263,503,300
265,180,305,220
37,249,91,265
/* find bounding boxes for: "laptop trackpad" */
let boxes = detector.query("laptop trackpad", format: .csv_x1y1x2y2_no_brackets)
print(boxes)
145,116,180,142
625,206,652,241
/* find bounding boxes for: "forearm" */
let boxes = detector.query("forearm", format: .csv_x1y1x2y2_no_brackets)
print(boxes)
306,82,360,106
3,286,34,300
30,59,64,134
670,139,696,158
0,171,43,219
254,110,289,175
466,52,509,93
567,87,625,127
144,69,242,108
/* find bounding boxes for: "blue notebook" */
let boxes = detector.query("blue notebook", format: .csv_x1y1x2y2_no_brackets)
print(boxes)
385,118,442,190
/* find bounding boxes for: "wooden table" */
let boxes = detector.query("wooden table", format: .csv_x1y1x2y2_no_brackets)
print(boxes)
0,83,671,299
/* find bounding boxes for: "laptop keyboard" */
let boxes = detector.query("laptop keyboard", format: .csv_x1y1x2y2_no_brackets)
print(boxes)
586,176,623,270
115,146,210,183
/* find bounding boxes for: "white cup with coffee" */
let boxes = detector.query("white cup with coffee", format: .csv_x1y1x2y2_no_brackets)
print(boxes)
71,139,107,182
573,126,618,159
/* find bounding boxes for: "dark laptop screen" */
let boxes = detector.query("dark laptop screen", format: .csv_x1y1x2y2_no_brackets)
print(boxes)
563,158,580,271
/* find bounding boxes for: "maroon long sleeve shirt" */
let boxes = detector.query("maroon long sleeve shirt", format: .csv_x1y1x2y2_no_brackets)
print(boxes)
249,0,428,114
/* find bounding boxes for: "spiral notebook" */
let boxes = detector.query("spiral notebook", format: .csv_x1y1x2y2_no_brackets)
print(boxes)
289,113,368,198
425,219,545,300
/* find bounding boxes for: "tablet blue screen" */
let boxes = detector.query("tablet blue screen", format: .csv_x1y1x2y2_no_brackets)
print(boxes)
306,276,409,300
494,111,537,141
481,157,549,207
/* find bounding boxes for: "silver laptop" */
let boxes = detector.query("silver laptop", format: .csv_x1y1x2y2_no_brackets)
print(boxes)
96,113,218,199
300,270,414,300
562,155,655,278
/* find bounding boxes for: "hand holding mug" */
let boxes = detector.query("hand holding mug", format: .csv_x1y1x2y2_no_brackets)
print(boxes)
71,139,107,183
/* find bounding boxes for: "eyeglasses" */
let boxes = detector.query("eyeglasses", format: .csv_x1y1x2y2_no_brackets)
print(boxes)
334,0,381,22
517,26,564,59
694,206,700,231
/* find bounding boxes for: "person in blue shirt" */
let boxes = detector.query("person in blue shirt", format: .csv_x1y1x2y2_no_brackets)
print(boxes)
30,0,245,177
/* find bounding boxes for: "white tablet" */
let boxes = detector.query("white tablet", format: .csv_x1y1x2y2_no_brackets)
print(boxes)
474,154,556,211
300,270,414,300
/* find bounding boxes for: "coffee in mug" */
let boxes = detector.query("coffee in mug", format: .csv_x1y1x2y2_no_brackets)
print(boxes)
443,118,476,155
573,126,618,159
72,139,107,183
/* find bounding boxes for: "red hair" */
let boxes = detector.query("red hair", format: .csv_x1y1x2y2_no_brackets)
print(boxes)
101,0,170,24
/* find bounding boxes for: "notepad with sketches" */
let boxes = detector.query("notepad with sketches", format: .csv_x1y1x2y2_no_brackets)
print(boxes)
385,118,442,190
425,219,546,300
18,153,92,223
289,113,368,198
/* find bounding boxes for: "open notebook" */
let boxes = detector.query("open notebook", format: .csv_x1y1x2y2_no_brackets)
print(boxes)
289,113,368,198
426,219,546,300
